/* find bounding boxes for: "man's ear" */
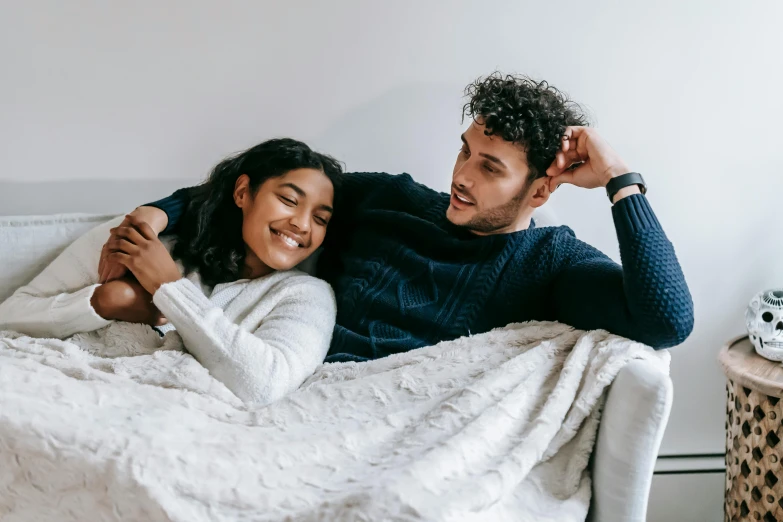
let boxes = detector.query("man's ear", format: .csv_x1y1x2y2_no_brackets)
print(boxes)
527,177,552,209
234,174,251,208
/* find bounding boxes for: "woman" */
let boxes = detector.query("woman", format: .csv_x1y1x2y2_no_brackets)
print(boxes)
0,138,341,405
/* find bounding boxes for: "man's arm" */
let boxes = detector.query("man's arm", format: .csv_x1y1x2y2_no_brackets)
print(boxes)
551,195,694,348
98,187,191,282
545,126,693,348
143,187,192,235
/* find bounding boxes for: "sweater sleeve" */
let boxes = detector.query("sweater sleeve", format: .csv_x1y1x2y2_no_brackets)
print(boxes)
0,217,122,338
152,276,336,405
550,194,694,349
144,187,193,235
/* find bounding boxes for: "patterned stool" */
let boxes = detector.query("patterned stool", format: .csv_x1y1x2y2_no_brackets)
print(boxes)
720,336,783,522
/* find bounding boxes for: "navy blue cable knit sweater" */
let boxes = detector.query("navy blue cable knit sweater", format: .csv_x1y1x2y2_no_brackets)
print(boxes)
148,172,693,362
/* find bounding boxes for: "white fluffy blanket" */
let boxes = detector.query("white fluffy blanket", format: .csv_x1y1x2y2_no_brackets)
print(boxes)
0,321,668,522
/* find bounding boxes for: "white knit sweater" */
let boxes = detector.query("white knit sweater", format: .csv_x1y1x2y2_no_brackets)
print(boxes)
0,217,337,405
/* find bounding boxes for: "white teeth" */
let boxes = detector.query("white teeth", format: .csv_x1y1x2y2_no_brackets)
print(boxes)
456,194,472,204
275,230,300,248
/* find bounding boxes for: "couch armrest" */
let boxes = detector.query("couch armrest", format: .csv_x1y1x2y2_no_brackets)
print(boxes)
588,359,673,522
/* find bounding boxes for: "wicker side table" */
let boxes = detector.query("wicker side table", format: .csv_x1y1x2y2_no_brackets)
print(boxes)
720,336,783,522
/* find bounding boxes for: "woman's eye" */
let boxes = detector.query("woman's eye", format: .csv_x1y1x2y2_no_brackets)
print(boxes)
279,196,296,206
314,216,329,226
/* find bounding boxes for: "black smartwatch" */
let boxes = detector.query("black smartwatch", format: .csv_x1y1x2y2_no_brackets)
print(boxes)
605,172,646,203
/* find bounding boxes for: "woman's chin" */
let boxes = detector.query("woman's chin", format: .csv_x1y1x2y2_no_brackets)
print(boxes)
244,245,299,276
260,251,304,272
268,261,298,271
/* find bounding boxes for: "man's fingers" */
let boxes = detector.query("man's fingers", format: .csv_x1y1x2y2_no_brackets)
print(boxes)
547,149,582,177
575,133,589,158
99,243,109,283
124,215,157,241
549,172,575,192
546,160,565,178
111,225,146,245
562,126,590,156
108,237,140,255
136,222,158,241
108,251,133,267
562,126,588,141
561,149,583,168
100,219,128,282
105,264,128,283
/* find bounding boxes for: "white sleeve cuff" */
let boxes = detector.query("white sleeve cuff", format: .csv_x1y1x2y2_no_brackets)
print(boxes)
50,283,113,336
152,278,214,325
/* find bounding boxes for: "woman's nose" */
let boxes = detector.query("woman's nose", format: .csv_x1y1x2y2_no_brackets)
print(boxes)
289,213,309,232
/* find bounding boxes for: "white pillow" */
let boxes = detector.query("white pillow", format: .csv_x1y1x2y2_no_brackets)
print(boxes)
0,214,117,302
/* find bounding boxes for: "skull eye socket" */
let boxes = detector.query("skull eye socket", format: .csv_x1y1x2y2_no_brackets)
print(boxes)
763,312,774,322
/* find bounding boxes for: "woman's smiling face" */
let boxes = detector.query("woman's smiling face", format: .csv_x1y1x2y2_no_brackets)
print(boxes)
234,168,334,276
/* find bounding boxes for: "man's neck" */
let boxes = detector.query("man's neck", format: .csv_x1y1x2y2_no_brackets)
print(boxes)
468,209,535,237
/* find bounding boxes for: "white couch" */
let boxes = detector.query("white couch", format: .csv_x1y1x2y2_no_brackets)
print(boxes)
0,212,673,522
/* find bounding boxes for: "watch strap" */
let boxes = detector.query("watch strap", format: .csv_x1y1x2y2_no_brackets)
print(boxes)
606,172,646,202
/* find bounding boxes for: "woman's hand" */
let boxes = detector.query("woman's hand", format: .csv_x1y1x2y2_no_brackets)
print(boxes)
99,206,169,283
99,216,132,283
106,214,182,295
91,277,168,325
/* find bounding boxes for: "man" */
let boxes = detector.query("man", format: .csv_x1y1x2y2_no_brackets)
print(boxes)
100,73,693,361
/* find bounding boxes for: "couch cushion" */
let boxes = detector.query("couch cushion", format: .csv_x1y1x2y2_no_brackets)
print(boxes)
0,206,560,304
0,214,116,302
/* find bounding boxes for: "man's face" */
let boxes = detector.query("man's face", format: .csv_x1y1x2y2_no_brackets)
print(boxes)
446,121,534,234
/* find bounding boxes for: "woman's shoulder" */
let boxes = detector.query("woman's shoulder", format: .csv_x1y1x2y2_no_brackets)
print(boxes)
252,270,335,301
253,271,336,326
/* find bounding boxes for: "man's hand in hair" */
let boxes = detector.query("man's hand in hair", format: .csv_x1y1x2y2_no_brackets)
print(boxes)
545,126,640,203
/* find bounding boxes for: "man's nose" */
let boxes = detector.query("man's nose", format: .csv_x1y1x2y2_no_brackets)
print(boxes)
453,162,475,188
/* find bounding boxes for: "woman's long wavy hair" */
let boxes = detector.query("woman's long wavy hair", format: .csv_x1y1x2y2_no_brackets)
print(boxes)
171,138,342,287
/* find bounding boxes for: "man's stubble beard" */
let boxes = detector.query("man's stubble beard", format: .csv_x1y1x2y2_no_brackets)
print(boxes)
458,185,529,234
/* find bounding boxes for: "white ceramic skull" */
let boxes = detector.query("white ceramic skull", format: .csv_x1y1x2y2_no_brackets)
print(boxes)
746,289,783,361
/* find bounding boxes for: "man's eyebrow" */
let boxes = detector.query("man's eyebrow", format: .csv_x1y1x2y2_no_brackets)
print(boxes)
461,133,507,169
279,182,333,213
479,153,506,169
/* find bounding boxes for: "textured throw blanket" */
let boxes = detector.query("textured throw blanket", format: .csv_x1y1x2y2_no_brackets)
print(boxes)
0,321,668,522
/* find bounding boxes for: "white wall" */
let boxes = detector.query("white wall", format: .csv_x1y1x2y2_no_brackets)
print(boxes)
2,0,782,457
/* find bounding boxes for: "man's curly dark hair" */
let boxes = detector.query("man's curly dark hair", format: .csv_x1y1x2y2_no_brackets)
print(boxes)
463,72,588,181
